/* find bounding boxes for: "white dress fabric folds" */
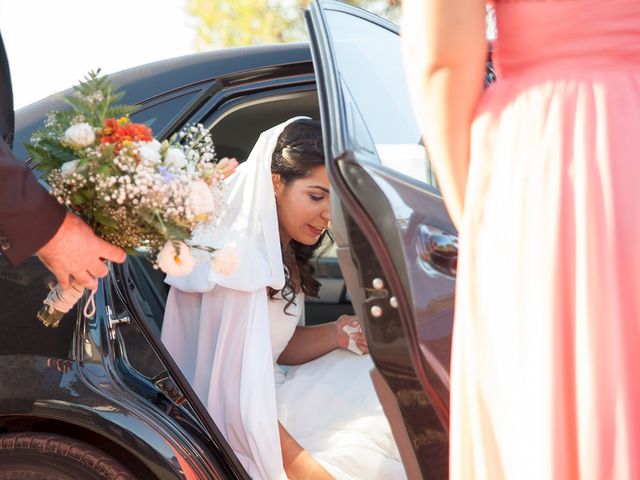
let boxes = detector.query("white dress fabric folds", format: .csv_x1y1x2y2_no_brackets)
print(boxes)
163,286,282,479
269,294,407,480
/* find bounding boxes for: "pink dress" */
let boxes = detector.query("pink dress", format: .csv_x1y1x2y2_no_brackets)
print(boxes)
451,1,640,479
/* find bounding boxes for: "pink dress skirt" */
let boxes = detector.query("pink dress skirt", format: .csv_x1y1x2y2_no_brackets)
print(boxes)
451,1,640,478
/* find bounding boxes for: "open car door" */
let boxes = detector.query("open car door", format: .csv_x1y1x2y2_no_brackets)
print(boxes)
306,2,458,478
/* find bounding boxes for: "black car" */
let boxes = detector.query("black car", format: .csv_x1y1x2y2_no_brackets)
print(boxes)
0,1,458,478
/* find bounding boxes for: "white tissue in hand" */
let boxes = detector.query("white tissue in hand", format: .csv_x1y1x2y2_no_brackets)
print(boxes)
342,324,364,355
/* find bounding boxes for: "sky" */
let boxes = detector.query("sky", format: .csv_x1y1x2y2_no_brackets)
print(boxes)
0,0,199,109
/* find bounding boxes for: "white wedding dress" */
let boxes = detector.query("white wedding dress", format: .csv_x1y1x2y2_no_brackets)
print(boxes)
163,286,406,480
161,117,406,479
269,294,406,480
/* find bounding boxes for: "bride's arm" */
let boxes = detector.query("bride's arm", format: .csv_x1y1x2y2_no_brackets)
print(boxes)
279,422,334,480
277,323,337,365
402,0,487,228
277,315,367,365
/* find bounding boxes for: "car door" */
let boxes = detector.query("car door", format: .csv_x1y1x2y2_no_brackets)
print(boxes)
306,2,457,478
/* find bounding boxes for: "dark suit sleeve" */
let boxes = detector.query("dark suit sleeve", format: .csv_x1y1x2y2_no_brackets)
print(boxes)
0,136,65,265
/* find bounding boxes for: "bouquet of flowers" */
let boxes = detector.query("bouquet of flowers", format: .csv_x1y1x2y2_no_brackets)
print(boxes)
27,70,237,327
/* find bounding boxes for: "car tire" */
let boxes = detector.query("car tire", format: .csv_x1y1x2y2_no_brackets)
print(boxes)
0,432,135,480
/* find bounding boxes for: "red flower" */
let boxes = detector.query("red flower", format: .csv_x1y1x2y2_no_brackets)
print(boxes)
100,117,152,147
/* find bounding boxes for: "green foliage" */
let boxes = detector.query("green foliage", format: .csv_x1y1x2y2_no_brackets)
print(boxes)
185,0,401,49
66,70,137,125
94,209,117,227
24,141,75,175
26,70,138,174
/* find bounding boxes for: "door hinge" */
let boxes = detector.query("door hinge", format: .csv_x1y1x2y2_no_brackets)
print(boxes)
105,305,131,341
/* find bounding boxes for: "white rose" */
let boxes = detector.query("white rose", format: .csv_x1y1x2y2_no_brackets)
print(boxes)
212,247,239,276
141,138,162,152
157,241,195,276
138,144,161,164
188,180,215,220
164,147,187,169
60,159,79,177
62,123,95,147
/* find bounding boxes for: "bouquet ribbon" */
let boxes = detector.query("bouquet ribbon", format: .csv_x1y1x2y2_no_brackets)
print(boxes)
38,281,97,328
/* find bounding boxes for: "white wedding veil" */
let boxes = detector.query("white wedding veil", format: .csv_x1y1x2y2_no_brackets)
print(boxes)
161,117,309,480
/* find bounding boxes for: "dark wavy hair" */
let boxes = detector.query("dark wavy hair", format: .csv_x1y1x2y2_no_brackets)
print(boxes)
268,118,333,313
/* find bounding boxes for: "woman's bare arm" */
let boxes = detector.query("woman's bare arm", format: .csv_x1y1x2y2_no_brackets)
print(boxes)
277,315,367,365
402,0,487,228
277,322,337,365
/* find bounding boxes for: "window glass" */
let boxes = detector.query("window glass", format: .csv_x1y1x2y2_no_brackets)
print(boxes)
130,90,199,134
325,11,436,187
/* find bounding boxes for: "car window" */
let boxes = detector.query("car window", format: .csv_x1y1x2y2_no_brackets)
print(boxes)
324,10,437,187
130,89,201,134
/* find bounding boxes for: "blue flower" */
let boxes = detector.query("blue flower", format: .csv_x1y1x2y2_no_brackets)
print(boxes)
158,166,176,182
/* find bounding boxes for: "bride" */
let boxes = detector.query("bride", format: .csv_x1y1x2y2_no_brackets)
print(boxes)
161,117,406,480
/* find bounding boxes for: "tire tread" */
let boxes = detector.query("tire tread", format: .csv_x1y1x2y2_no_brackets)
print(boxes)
0,432,135,480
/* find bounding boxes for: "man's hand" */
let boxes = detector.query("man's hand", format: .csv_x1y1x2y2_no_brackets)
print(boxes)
36,211,126,290
335,315,369,354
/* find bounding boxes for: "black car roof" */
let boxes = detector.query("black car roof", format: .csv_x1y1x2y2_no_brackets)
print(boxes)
108,42,312,104
14,42,312,161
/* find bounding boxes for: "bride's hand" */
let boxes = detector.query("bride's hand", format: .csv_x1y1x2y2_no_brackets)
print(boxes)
335,315,369,354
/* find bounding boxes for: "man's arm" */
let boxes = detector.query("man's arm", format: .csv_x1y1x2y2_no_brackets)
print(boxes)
0,136,65,265
0,137,125,289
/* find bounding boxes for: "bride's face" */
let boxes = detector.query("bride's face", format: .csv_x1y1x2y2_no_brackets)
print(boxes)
274,166,331,246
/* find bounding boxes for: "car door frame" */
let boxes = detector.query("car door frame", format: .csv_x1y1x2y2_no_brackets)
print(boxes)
306,1,456,477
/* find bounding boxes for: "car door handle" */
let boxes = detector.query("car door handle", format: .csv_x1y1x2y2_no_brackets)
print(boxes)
417,224,458,278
